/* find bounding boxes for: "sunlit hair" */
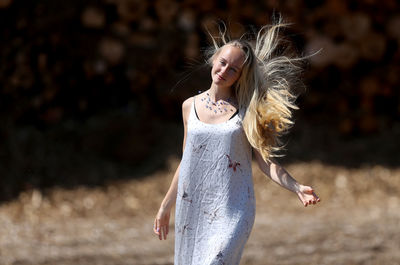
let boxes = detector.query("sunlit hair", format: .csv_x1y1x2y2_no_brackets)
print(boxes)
205,17,305,162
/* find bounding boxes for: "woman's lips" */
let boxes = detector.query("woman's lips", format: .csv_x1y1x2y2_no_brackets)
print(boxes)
217,74,225,81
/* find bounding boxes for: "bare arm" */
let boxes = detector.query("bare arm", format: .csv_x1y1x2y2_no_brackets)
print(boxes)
153,97,192,240
253,148,320,207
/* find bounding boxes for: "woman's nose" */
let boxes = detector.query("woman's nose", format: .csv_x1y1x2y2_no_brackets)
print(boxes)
220,66,228,75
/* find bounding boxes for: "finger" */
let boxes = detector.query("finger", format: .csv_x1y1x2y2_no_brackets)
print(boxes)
302,195,308,207
156,219,162,240
153,219,158,234
312,192,320,203
298,193,307,207
161,226,167,240
313,191,321,202
297,193,307,206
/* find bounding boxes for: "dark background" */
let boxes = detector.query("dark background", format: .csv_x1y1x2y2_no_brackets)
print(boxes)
1,0,399,201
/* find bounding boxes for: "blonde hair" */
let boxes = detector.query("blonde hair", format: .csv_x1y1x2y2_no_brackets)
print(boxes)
205,18,305,162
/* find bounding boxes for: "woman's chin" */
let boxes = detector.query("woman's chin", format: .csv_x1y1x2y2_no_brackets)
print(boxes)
213,78,226,85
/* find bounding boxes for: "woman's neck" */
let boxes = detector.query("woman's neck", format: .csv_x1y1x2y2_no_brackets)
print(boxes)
208,84,233,102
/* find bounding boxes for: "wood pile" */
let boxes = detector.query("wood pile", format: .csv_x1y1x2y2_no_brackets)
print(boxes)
0,0,398,136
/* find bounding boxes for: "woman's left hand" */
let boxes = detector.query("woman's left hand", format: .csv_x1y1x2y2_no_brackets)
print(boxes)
296,185,320,207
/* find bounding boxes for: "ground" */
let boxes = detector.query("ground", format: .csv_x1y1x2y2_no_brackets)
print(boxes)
1,158,399,265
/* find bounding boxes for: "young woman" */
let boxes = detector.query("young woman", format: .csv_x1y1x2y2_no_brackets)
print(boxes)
153,20,320,265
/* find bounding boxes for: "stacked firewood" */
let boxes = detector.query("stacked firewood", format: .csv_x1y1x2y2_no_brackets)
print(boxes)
0,0,398,135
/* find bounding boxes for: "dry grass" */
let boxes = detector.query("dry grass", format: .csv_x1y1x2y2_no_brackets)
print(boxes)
1,157,400,265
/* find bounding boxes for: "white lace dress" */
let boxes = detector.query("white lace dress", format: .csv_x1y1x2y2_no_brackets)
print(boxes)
174,96,256,265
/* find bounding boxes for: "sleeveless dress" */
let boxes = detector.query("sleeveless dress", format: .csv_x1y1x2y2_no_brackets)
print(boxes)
174,96,256,265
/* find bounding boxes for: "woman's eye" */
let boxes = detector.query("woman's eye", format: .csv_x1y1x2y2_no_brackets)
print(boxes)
220,61,225,65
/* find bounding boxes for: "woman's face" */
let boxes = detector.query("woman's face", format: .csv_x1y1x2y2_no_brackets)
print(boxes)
211,45,245,89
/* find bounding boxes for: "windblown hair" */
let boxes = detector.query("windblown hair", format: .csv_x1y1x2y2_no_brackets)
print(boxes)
205,18,305,162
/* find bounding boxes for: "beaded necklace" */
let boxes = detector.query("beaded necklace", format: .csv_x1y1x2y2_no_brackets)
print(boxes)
199,91,236,114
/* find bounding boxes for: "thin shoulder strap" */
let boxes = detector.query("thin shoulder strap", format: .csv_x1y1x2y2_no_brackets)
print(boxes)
229,108,239,120
193,96,200,120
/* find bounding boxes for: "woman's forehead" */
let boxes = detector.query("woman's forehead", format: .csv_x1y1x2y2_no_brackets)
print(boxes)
218,45,245,66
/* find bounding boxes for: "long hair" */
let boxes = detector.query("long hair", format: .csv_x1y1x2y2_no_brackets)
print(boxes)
205,17,305,162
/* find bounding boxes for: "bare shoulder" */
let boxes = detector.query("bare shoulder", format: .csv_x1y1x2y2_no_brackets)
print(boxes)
182,97,193,124
182,97,193,111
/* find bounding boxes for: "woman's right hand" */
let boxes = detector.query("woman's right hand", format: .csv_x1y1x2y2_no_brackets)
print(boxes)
154,206,171,240
153,98,191,241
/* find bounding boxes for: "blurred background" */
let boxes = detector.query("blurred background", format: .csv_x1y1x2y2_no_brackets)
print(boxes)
0,0,399,265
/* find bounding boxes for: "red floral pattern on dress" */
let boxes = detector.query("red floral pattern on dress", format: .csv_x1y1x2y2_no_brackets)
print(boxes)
225,154,241,172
